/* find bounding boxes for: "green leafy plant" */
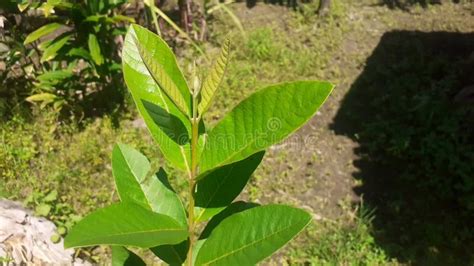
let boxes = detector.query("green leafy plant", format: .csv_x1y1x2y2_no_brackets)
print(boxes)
19,0,132,115
64,24,334,265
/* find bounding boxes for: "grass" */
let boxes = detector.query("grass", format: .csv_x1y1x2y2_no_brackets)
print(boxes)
287,204,394,265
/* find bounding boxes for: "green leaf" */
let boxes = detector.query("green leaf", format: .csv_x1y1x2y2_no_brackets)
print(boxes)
84,15,105,22
112,15,135,23
122,24,192,170
192,239,206,265
199,201,259,240
150,240,188,266
35,203,51,216
112,144,187,226
111,246,146,266
26,93,57,103
64,203,188,248
43,189,58,202
198,38,230,115
200,81,334,173
112,144,150,205
88,33,104,65
17,0,30,12
67,47,92,61
151,168,187,226
37,70,73,84
53,99,65,110
195,205,312,265
24,23,63,45
135,37,190,116
41,34,71,62
40,0,61,17
38,39,53,51
107,0,128,7
194,152,264,222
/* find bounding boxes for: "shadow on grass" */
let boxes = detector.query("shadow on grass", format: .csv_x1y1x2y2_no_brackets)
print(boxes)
379,0,460,10
331,31,474,265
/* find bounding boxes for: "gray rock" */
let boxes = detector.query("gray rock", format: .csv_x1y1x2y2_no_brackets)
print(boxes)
0,199,90,265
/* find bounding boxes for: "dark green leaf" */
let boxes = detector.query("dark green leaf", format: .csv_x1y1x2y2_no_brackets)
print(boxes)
111,246,146,266
200,81,334,173
88,33,104,65
194,152,264,222
150,240,189,266
64,203,188,248
199,201,259,240
195,204,312,265
67,48,92,61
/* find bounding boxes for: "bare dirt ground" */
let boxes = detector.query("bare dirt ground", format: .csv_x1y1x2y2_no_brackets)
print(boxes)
241,0,473,219
227,1,474,263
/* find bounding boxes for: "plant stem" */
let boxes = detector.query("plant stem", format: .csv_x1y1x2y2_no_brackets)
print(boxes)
187,93,199,265
147,0,161,35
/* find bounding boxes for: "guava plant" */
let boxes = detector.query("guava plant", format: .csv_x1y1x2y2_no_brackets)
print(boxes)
65,24,334,265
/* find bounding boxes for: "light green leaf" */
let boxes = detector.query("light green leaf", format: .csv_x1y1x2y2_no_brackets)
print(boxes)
37,70,73,84
41,35,71,62
88,33,104,65
38,39,53,51
112,144,150,206
17,1,30,12
136,39,190,116
198,38,230,115
24,23,62,45
150,240,188,266
40,0,61,17
84,15,104,22
112,15,135,23
43,190,58,202
111,246,146,266
122,24,192,170
64,203,188,248
26,93,57,103
35,203,51,216
195,205,312,265
192,239,206,265
67,47,92,61
200,81,333,173
112,144,188,264
151,168,187,226
53,99,65,110
194,152,264,222
112,144,187,226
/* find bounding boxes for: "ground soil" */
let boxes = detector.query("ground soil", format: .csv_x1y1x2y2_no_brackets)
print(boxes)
227,2,474,263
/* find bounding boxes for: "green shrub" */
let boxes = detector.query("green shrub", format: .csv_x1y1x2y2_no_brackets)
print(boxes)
2,0,133,118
